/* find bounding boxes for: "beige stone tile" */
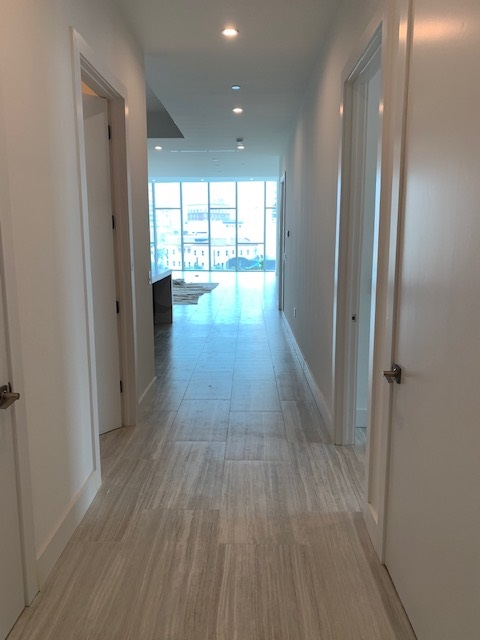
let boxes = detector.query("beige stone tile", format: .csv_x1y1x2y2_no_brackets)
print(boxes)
144,442,226,510
184,374,233,400
276,372,315,402
168,399,230,441
230,380,281,412
219,461,306,544
226,411,290,461
289,443,363,512
6,542,130,640
281,400,330,443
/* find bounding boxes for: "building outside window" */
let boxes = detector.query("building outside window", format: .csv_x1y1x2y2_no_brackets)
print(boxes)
148,180,277,272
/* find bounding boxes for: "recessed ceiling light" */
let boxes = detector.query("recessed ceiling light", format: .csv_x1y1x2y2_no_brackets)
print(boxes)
232,107,243,114
154,145,162,150
231,84,241,91
222,27,239,37
237,145,245,150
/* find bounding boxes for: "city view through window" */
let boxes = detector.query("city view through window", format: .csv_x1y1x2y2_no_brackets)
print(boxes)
148,180,277,272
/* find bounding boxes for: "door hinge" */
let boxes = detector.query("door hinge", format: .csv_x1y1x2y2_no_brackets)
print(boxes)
112,215,115,230
108,125,112,140
120,380,123,393
116,300,120,314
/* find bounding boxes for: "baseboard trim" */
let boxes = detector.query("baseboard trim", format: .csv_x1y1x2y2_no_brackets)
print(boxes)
303,361,334,440
36,469,101,586
281,314,334,440
137,376,157,421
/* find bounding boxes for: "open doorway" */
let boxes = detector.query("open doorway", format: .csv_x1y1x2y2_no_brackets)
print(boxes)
72,29,138,451
278,173,286,310
81,83,122,435
334,28,382,452
352,51,382,451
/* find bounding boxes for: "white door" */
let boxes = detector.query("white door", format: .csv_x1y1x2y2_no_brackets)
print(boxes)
83,93,122,435
384,0,480,636
0,256,24,638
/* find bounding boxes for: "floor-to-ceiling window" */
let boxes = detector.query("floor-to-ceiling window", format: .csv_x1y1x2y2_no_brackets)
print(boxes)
149,180,277,272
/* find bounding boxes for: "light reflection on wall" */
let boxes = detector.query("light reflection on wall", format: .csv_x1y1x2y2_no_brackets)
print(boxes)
414,18,466,42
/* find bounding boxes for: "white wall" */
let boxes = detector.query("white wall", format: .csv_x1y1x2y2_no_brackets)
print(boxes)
0,0,154,583
281,0,380,433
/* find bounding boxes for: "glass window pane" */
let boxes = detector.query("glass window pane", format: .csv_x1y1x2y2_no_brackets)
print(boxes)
183,245,208,270
182,182,209,251
266,181,277,208
238,181,265,244
237,244,265,270
210,182,236,207
155,208,181,271
210,246,239,271
210,209,236,251
148,179,276,273
265,208,277,271
182,182,208,209
154,182,180,208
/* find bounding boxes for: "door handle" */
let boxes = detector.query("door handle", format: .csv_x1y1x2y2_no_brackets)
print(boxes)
0,384,20,409
383,363,402,384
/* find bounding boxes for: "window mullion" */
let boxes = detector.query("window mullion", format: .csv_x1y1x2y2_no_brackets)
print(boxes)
235,182,238,271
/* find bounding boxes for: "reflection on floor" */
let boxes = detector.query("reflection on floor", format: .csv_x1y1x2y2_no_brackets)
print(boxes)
355,426,367,464
9,273,415,639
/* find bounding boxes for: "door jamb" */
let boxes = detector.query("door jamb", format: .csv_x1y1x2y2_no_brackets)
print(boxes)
277,172,286,310
71,29,137,474
364,0,413,559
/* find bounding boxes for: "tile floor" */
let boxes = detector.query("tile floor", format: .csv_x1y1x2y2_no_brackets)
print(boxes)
8,273,415,639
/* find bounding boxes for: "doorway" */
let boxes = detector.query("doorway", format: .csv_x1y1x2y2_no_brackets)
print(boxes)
352,54,381,451
82,85,122,435
72,29,138,449
334,30,382,449
278,173,286,311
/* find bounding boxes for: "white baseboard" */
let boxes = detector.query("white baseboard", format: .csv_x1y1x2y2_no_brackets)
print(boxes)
36,469,101,586
281,314,334,440
364,501,382,559
137,376,157,421
303,361,334,440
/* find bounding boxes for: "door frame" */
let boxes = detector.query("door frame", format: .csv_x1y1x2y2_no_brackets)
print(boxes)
333,23,383,448
332,0,413,558
71,29,137,471
277,172,286,310
0,80,37,604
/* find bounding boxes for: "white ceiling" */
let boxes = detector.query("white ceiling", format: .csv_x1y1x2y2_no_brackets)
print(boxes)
116,0,339,179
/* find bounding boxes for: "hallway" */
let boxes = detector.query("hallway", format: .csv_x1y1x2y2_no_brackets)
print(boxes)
8,274,414,639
